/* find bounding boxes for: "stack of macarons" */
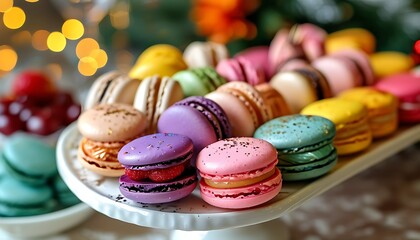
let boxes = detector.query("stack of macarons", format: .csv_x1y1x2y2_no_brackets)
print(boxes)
0,134,80,217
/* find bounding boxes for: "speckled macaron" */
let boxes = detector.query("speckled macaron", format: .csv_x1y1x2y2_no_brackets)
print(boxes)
254,114,337,181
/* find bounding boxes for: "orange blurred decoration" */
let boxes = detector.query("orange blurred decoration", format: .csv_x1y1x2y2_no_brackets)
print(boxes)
191,0,260,44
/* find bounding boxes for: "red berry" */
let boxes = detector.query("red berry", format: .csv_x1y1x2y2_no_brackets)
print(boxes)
12,70,56,98
8,101,25,116
26,109,61,135
53,91,74,107
0,114,24,135
0,98,13,115
125,169,150,181
19,105,38,122
148,164,185,183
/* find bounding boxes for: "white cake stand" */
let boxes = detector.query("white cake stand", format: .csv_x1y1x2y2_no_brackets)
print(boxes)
56,123,420,240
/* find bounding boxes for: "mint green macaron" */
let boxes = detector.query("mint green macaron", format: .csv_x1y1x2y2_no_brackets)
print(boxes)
254,114,337,181
173,67,226,97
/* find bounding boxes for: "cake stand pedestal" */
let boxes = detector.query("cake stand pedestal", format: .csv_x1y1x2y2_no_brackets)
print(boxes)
56,123,420,238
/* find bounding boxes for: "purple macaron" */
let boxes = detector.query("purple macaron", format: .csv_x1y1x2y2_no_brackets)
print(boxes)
157,96,232,165
118,133,197,204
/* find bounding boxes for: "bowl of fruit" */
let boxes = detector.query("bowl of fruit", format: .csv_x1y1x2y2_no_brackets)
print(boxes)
0,70,81,144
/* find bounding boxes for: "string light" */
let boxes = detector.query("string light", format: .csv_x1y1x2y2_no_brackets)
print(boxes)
47,32,67,52
89,49,108,68
3,7,26,29
76,38,99,59
0,0,13,13
78,57,98,76
0,45,18,72
62,19,85,40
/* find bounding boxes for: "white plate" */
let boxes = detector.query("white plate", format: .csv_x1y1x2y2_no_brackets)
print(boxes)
0,203,94,239
57,123,420,231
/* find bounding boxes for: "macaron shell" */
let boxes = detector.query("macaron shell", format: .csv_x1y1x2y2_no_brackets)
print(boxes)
84,71,122,110
375,73,420,101
370,51,414,78
334,129,372,155
118,133,193,166
254,114,336,151
332,49,375,86
173,68,222,97
206,91,255,137
301,98,368,127
3,134,57,182
183,41,229,68
312,56,360,96
105,75,140,106
255,83,291,118
325,28,376,54
157,105,218,163
298,23,327,61
196,137,277,176
235,46,273,79
280,155,337,181
77,103,147,142
270,71,318,113
269,29,305,72
199,168,282,209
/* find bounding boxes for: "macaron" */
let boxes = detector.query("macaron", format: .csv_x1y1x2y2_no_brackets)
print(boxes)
157,96,232,165
339,87,399,138
234,46,273,79
77,103,147,177
207,81,272,136
133,75,184,134
118,133,197,204
52,174,80,207
254,114,337,181
216,57,266,86
183,41,229,68
254,83,291,118
270,67,332,113
0,177,56,217
301,98,372,155
129,44,187,80
331,49,376,86
196,137,282,209
325,28,376,54
1,134,57,186
370,51,414,78
312,55,364,96
375,73,420,123
172,67,226,97
83,71,140,110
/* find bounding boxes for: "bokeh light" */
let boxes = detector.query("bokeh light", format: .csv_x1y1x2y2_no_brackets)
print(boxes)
0,45,18,72
0,0,13,13
25,0,39,2
62,19,84,40
12,31,32,46
76,38,99,59
32,30,50,51
89,49,108,68
3,7,26,29
47,32,67,52
78,57,98,76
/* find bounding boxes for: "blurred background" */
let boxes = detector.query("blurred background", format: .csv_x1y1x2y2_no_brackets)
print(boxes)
1,0,420,93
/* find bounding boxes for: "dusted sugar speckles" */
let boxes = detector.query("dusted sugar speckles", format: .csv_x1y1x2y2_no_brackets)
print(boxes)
254,114,336,151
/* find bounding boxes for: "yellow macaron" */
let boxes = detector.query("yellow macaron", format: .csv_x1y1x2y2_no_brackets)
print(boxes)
370,51,414,79
339,87,398,138
325,28,376,55
129,44,187,80
301,98,372,155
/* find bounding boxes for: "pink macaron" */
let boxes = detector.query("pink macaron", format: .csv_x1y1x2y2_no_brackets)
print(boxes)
216,57,266,86
235,46,274,79
375,73,420,123
312,55,363,96
196,137,282,209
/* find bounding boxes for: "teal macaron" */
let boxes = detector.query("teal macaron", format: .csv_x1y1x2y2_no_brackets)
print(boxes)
254,114,338,181
1,134,57,186
0,177,56,217
173,67,226,97
52,174,80,207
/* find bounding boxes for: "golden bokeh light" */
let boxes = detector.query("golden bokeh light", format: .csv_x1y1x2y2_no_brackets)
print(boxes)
12,31,32,46
32,30,49,51
3,7,26,29
0,0,13,13
62,19,84,40
89,49,108,68
25,0,39,2
76,38,99,59
0,45,18,72
47,32,67,52
78,57,98,76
